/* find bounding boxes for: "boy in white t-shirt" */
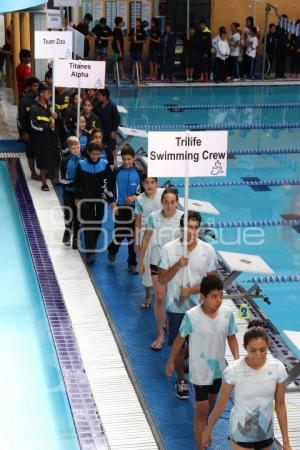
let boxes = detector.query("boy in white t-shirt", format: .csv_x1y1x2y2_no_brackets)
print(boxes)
134,175,164,308
159,211,218,400
228,22,241,80
166,276,239,450
214,28,230,82
244,26,258,80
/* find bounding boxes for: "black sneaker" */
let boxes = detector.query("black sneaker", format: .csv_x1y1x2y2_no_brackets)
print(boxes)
175,380,189,400
62,229,71,246
72,239,78,250
107,251,116,263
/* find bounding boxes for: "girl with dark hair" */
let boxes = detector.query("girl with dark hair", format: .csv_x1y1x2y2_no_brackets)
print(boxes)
203,320,291,450
138,187,182,350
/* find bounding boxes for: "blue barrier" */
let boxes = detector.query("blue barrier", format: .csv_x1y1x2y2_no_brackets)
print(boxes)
172,178,300,188
125,102,300,111
247,275,300,283
205,219,300,229
129,122,300,131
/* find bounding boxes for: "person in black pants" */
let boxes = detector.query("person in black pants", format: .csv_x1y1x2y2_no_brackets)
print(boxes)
275,16,290,78
290,20,300,78
74,142,115,264
263,23,277,76
60,136,81,249
107,147,144,272
94,88,120,164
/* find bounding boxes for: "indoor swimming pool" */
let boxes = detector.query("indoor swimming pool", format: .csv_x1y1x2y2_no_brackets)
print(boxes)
0,161,80,450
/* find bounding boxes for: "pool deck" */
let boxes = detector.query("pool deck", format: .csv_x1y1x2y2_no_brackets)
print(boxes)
1,84,300,449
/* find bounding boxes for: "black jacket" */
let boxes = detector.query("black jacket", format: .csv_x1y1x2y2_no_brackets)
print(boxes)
94,101,120,142
84,113,101,135
74,156,114,202
64,104,77,135
17,89,36,132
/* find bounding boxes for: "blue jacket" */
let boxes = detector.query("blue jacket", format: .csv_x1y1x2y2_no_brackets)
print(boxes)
74,156,114,202
114,165,142,206
60,153,81,192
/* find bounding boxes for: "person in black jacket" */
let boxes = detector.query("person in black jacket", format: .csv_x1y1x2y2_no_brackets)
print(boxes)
263,23,277,76
94,88,120,164
161,24,177,82
64,92,78,136
290,20,300,78
74,142,115,264
17,76,40,179
197,19,212,82
60,136,81,249
275,15,290,78
82,98,101,135
183,26,198,82
30,83,59,191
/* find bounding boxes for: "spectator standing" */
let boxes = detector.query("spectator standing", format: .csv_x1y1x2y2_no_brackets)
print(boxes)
214,28,230,82
95,88,120,165
76,13,93,59
183,26,198,82
290,20,300,78
129,18,147,81
92,17,112,61
264,23,278,77
275,15,290,78
16,49,31,98
112,17,127,81
228,22,241,80
147,18,161,81
197,19,212,82
161,24,177,82
244,27,258,80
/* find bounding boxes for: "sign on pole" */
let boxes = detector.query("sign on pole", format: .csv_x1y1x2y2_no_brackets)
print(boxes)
68,26,85,59
54,0,81,6
47,10,63,29
147,131,228,178
34,31,72,59
148,130,228,260
54,59,106,89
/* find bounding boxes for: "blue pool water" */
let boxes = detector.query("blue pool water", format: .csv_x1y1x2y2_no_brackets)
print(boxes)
116,86,300,345
0,161,80,450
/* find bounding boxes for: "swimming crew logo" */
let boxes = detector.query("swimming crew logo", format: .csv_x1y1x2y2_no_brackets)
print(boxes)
95,79,103,89
210,160,224,176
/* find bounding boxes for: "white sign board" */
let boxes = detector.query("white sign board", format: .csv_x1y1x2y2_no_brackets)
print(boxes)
35,31,72,59
54,0,81,6
148,131,228,177
68,26,84,58
54,59,106,89
47,10,63,29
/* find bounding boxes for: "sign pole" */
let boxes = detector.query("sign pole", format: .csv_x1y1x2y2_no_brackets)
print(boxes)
76,77,81,138
52,58,56,114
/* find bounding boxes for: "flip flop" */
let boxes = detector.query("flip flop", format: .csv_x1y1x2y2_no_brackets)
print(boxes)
151,340,163,351
140,301,151,309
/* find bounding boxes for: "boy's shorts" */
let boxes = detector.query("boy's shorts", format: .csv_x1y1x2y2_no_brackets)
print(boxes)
193,379,222,401
96,47,108,59
167,312,185,346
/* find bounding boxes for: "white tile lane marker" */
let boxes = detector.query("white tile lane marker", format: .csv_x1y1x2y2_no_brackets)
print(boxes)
19,155,158,450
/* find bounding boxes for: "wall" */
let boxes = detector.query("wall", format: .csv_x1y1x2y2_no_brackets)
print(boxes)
211,0,300,39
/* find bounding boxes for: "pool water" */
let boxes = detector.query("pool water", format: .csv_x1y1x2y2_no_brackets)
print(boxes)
116,85,300,347
0,161,80,450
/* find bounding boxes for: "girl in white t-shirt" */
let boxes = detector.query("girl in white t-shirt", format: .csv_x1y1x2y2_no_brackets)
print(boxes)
138,187,182,350
244,27,258,79
203,320,291,450
134,176,164,309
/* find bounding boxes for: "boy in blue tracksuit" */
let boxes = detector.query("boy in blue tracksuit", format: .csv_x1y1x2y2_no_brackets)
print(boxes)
107,147,143,272
60,136,81,249
74,141,115,264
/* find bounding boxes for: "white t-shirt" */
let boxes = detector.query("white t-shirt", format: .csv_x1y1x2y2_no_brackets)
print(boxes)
159,238,218,313
180,305,238,385
147,209,182,265
135,188,164,228
230,32,241,57
224,356,287,443
216,38,230,60
246,36,258,58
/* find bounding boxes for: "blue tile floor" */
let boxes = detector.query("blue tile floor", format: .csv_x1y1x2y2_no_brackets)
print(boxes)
88,210,232,450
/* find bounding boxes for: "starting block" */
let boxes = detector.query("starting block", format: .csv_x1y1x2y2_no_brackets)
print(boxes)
117,126,148,151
